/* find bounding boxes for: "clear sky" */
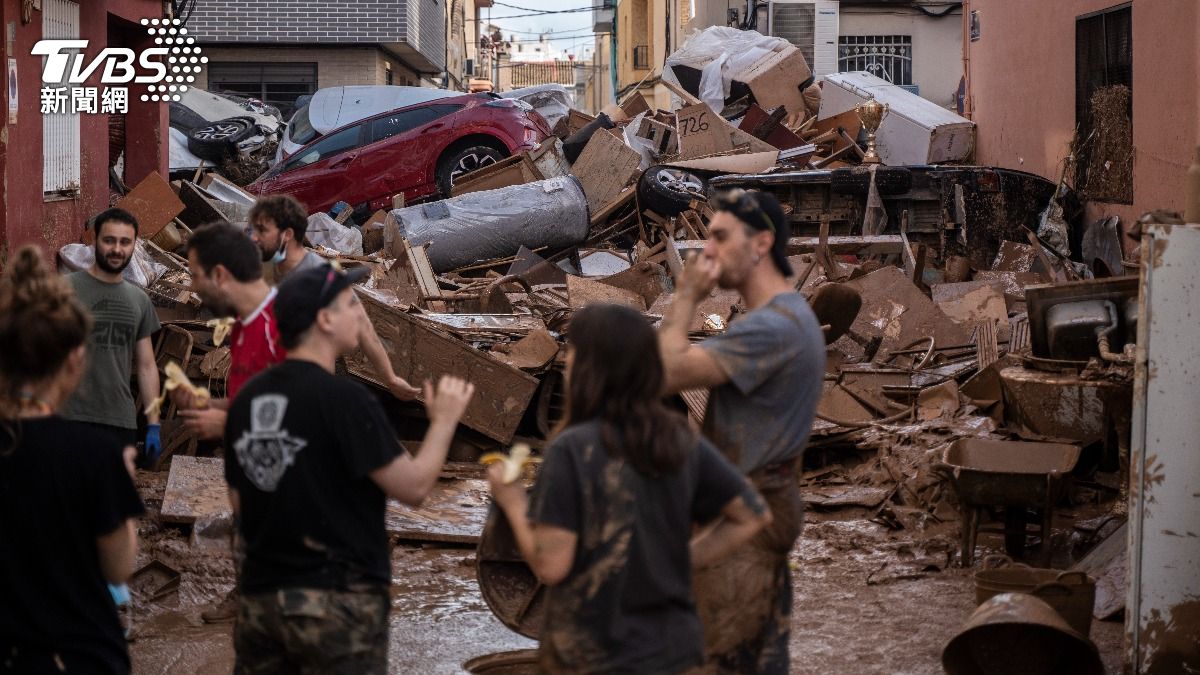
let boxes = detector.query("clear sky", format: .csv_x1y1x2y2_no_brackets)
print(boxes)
479,0,598,59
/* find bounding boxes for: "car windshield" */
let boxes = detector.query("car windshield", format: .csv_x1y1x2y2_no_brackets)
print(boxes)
289,104,319,146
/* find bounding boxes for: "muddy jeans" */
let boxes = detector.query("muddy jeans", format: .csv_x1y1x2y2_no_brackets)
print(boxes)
234,587,389,675
694,462,804,675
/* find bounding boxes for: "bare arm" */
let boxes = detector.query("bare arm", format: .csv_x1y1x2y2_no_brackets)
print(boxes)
488,467,577,586
357,305,420,401
690,494,772,569
96,519,138,584
369,377,474,505
659,255,731,394
135,337,161,425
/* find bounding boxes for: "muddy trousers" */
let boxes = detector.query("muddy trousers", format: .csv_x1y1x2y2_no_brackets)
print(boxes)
234,587,389,675
694,471,804,675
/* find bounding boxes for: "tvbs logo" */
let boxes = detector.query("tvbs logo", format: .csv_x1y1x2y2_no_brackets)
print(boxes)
33,18,205,103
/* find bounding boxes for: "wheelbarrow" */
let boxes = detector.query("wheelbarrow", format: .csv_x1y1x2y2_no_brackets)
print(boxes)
937,438,1080,566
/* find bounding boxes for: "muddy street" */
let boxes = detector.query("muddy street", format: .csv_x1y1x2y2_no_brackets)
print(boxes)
127,470,1125,674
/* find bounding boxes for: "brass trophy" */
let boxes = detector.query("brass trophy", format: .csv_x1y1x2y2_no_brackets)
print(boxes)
855,97,889,164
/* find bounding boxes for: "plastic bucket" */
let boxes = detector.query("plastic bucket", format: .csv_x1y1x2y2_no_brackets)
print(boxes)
973,555,1096,636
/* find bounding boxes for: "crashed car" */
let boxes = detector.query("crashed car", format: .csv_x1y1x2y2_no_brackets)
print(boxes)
276,85,464,164
169,88,283,180
248,92,552,216
707,165,1079,269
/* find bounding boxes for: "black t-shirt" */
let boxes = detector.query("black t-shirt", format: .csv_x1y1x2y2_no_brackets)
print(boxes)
224,360,406,594
529,419,754,675
0,416,145,674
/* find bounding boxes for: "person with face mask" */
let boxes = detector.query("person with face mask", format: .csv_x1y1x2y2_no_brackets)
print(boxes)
246,195,325,283
61,208,163,465
245,195,421,403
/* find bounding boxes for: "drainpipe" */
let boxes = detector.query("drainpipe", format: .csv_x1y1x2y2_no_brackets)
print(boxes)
961,0,973,119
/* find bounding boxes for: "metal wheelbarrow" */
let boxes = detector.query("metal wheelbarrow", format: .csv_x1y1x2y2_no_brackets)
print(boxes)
937,438,1080,566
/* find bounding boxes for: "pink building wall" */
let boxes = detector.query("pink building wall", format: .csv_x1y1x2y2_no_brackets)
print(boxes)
964,0,1199,238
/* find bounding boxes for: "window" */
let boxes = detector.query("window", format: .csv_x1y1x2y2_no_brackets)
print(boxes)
43,0,80,197
367,104,464,145
633,45,650,70
281,125,363,173
1075,4,1132,203
206,63,317,118
838,36,913,86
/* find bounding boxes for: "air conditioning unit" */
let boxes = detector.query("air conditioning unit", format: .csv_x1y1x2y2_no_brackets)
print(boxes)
767,0,839,79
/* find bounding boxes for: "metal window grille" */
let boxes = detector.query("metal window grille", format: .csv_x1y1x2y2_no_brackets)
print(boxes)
837,35,912,86
43,0,80,196
1075,5,1132,132
633,45,650,70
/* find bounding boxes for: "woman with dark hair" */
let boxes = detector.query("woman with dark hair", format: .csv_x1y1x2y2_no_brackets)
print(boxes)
0,246,145,674
488,303,771,674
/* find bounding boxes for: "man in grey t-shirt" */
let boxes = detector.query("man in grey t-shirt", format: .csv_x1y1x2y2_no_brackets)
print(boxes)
658,189,825,674
62,208,163,461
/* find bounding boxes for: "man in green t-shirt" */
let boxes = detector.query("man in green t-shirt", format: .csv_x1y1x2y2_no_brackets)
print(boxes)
62,208,163,462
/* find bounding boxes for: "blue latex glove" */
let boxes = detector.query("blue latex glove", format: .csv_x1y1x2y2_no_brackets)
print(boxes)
144,423,161,462
108,583,131,606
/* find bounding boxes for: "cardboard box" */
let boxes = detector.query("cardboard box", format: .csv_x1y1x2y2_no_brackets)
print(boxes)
820,71,976,166
736,45,813,117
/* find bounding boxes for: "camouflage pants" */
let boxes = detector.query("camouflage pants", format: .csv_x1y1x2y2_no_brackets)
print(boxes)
234,587,389,675
694,468,804,675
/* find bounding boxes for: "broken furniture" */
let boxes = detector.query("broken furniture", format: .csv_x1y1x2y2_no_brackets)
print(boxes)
939,438,1080,566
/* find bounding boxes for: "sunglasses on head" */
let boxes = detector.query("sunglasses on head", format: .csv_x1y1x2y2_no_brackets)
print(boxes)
712,188,776,234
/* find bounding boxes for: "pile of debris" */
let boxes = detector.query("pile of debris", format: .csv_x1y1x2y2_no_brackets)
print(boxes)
84,28,1136,564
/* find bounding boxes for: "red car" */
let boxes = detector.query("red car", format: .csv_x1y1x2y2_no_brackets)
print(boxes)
247,92,551,215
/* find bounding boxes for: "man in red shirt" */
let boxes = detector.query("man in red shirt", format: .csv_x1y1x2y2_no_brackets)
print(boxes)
178,223,418,438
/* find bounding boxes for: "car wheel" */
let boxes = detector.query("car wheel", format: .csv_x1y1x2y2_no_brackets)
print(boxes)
437,145,507,196
638,166,707,216
186,116,257,162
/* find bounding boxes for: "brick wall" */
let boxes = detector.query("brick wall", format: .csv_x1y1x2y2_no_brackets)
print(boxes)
187,0,447,70
193,46,421,90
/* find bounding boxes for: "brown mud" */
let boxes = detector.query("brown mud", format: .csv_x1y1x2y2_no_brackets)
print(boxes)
128,470,1126,674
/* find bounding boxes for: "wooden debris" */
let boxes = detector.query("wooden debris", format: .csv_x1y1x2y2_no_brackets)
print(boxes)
160,457,231,524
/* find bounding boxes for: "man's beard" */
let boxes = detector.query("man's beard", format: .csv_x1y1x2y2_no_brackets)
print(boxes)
95,248,131,274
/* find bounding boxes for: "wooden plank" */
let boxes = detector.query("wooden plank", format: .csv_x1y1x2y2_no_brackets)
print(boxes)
589,188,636,228
571,129,641,214
116,172,186,239
566,274,646,310
401,239,442,305
160,456,231,525
660,78,702,106
348,292,540,443
385,478,490,544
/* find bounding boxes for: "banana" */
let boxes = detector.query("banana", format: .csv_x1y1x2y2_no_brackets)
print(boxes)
205,317,236,347
479,443,540,484
144,361,212,417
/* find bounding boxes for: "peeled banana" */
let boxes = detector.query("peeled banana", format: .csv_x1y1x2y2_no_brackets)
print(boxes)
206,317,236,347
144,361,212,417
479,443,540,484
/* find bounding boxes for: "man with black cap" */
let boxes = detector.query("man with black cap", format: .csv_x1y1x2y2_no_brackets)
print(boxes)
223,262,476,674
657,188,825,674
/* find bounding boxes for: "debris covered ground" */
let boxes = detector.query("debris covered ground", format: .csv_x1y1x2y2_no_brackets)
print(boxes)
89,24,1158,674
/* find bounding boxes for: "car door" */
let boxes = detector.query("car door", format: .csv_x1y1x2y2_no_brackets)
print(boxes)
353,104,465,207
266,122,366,212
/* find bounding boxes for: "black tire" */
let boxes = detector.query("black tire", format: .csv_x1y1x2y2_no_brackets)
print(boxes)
830,166,913,196
186,116,257,162
638,166,707,217
437,145,507,196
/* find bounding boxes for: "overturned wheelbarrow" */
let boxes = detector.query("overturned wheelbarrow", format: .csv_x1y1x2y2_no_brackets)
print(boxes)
937,438,1080,566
